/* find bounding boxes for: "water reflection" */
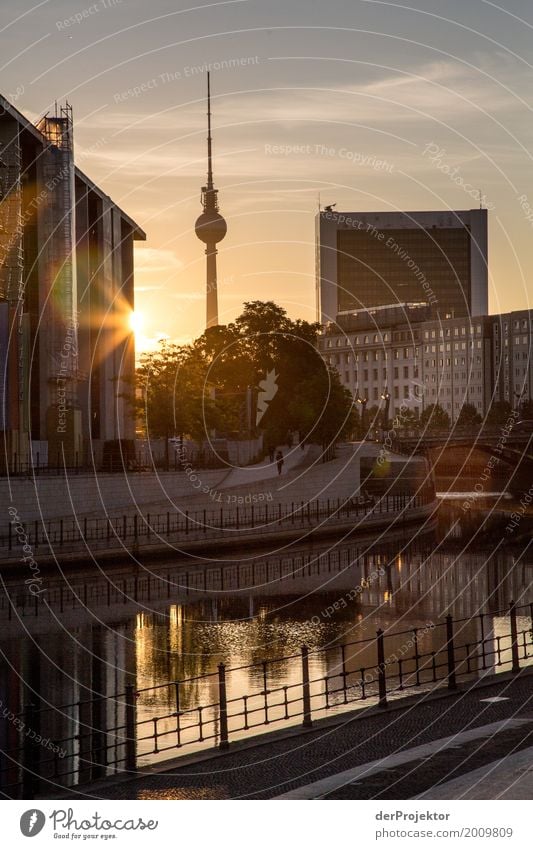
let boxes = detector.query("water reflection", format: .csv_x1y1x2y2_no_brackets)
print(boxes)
1,506,532,794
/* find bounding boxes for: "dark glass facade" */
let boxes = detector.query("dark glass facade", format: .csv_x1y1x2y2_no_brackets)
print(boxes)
337,225,471,317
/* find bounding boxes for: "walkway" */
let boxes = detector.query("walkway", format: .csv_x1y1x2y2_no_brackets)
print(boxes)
54,669,533,801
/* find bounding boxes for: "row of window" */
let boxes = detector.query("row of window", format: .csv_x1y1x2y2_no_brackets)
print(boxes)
495,318,532,333
342,366,420,382
424,325,483,339
424,341,483,352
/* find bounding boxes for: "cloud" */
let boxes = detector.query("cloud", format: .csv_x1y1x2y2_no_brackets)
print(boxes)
134,246,183,272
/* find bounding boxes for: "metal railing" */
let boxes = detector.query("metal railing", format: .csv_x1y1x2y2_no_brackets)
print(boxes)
1,490,435,558
1,600,532,798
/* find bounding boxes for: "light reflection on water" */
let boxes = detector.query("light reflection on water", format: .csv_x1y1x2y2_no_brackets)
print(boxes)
1,503,533,783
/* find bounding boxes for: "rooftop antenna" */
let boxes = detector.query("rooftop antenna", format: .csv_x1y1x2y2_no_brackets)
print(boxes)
207,71,213,192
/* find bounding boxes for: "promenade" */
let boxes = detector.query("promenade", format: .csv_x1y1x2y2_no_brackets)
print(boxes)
1,443,435,565
53,670,533,801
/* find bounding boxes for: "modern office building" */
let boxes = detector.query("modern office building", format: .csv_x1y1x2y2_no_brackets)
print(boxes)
316,209,488,325
0,94,145,470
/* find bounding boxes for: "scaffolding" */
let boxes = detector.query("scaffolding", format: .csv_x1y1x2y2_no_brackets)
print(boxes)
0,119,23,303
36,103,78,405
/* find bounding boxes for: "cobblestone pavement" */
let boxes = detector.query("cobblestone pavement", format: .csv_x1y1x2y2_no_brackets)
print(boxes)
59,671,533,800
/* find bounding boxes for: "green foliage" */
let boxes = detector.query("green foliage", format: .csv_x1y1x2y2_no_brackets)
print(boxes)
420,403,450,431
519,398,533,420
133,301,356,451
485,400,512,426
455,402,482,428
134,341,220,445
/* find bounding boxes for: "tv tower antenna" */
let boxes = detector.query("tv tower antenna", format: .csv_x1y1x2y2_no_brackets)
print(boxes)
195,72,227,329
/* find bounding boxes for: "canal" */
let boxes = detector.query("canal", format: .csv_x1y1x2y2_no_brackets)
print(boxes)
1,501,532,795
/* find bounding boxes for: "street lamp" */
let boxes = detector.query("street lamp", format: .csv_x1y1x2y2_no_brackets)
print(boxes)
356,394,368,438
380,390,391,434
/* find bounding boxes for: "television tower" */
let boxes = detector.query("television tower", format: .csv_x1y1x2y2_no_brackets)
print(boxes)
195,72,227,329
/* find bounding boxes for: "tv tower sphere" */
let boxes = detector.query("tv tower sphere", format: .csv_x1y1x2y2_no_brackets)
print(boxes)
195,209,227,244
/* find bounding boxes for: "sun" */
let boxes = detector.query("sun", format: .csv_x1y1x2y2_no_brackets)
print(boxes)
129,311,145,335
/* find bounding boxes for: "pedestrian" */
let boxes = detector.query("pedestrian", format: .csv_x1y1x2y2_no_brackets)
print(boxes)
276,449,284,475
268,444,275,463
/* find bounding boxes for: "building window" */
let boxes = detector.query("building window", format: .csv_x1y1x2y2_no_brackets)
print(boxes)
403,366,409,378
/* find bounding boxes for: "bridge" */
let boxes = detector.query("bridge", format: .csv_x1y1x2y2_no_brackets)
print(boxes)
390,430,533,498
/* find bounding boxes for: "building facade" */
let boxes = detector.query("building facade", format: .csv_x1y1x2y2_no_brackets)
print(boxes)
492,310,533,409
316,209,488,326
318,304,427,419
0,95,145,470
420,316,494,421
318,308,532,425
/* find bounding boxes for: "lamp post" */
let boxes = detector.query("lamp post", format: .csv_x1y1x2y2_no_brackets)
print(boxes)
356,395,368,439
380,390,390,434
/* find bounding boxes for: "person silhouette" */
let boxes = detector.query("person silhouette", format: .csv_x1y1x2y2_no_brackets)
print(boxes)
275,450,284,475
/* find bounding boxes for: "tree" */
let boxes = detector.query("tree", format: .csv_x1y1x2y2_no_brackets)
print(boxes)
132,301,357,460
519,398,533,420
287,367,357,447
485,400,512,427
455,402,482,429
420,403,450,431
391,408,419,432
133,341,221,467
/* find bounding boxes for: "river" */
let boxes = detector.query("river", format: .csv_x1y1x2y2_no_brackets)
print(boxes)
1,500,532,795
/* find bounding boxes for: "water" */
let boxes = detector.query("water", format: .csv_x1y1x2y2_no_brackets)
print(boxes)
1,502,532,794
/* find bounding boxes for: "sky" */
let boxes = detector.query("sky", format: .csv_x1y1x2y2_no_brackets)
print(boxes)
2,0,533,349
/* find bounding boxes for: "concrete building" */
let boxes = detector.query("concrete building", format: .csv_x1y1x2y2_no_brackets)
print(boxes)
0,94,145,471
492,310,533,409
318,308,532,425
316,209,488,326
420,316,494,422
317,304,428,420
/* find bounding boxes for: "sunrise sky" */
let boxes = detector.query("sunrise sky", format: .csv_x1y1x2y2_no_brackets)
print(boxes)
3,0,533,349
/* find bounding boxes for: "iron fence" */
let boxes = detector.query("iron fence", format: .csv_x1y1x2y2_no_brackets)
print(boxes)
1,600,532,798
1,490,435,558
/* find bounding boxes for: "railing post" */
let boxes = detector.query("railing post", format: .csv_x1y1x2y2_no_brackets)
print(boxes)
377,629,388,707
218,663,229,749
301,645,313,727
22,702,39,798
125,684,137,772
446,615,457,690
510,600,520,673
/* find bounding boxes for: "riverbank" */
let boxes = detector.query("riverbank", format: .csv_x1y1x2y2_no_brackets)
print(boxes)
0,443,435,567
43,667,533,801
